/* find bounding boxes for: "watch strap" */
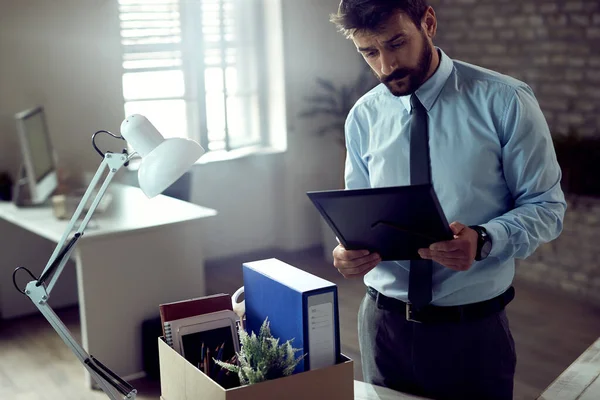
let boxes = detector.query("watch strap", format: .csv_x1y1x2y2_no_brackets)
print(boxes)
470,225,487,261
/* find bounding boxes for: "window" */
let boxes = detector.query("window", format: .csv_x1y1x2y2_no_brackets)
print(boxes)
118,0,268,153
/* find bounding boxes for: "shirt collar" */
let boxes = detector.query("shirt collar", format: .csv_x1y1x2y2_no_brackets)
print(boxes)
398,47,453,112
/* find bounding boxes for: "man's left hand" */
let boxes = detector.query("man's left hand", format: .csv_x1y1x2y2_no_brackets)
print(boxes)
418,222,478,271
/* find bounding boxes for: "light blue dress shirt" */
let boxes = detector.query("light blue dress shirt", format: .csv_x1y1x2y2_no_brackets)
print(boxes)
344,47,567,306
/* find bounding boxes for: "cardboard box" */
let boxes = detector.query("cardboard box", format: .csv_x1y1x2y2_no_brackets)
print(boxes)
158,337,354,400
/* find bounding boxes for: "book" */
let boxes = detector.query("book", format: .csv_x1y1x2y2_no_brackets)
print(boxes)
159,294,241,388
165,309,241,389
243,258,340,373
159,293,232,340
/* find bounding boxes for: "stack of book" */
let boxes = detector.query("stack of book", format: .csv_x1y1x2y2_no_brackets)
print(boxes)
159,293,241,388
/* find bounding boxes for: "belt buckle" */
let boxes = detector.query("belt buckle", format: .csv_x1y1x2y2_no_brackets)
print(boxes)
405,303,422,323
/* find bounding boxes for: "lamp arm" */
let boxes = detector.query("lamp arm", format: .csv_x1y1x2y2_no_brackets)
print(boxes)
39,152,130,294
19,151,137,399
25,280,137,399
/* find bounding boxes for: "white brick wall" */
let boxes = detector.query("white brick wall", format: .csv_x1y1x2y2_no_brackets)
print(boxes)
516,195,600,305
430,0,600,137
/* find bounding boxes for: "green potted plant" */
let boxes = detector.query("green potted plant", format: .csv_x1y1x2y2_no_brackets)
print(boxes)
214,317,306,386
299,66,378,148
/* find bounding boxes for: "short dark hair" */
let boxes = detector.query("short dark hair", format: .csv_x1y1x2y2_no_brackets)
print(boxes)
330,0,429,38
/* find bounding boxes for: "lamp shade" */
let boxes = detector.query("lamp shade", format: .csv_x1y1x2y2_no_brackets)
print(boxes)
120,114,205,198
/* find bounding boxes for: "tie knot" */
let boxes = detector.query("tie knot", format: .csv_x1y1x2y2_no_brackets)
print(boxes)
410,94,422,113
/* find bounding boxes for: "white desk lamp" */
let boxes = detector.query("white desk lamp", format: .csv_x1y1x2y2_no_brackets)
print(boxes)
12,114,205,399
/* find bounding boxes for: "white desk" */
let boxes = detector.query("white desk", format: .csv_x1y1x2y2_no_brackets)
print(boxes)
537,336,600,399
0,183,217,388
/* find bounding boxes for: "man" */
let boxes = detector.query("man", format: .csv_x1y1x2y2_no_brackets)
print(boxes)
329,1,566,399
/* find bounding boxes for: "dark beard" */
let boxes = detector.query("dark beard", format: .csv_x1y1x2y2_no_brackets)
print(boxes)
379,33,433,97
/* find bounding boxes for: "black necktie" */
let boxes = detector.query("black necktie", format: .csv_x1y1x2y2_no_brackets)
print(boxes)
408,94,433,309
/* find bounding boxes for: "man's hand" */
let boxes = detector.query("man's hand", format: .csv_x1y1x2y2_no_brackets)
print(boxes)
332,244,381,278
418,222,478,271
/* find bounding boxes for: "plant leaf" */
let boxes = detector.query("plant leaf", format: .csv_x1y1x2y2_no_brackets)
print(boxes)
339,86,355,114
230,317,307,385
303,95,337,108
298,107,340,118
316,122,344,138
316,78,338,93
213,359,239,374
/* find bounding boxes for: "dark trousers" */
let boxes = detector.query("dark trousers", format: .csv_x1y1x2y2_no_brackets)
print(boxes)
358,292,517,400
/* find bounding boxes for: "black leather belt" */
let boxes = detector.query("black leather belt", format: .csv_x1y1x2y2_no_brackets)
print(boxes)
367,286,515,323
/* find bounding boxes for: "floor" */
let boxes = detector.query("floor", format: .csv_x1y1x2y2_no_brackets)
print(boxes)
1,247,599,400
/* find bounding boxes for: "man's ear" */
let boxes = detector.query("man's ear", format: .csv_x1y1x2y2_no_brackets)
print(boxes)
421,7,437,39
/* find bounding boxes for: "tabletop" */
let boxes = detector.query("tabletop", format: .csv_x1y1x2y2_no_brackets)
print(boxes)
537,336,600,399
0,182,217,243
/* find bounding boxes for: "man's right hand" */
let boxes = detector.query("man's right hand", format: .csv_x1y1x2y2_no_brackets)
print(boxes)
332,244,381,278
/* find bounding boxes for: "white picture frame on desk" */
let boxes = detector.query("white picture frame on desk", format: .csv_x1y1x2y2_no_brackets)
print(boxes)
167,310,240,389
166,310,240,358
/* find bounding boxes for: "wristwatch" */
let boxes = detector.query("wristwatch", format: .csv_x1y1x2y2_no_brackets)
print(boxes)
470,225,492,261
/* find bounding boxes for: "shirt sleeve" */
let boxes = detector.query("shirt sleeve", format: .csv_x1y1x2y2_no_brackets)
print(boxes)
481,85,567,261
344,107,370,190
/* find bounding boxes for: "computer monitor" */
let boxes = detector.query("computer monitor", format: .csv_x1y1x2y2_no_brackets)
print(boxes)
14,106,58,206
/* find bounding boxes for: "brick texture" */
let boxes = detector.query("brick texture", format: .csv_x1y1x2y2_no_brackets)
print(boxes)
514,195,600,306
429,0,600,303
430,0,600,137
